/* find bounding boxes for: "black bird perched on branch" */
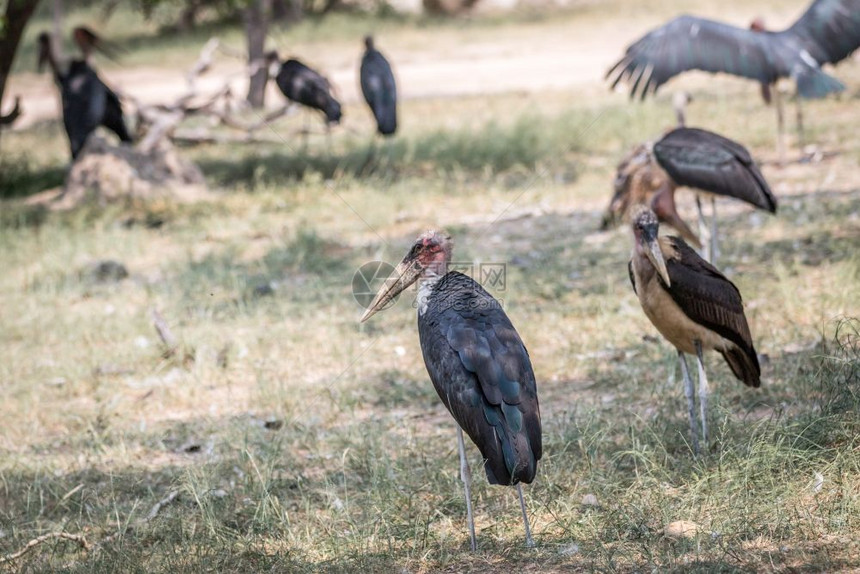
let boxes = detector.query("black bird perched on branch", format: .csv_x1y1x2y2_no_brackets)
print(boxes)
360,36,397,136
361,230,541,551
37,29,132,160
607,0,860,160
628,207,761,455
267,51,342,126
604,127,776,263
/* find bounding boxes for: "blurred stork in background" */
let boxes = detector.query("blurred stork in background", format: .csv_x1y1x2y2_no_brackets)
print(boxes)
360,36,397,136
607,0,860,162
37,28,133,160
266,51,342,144
603,127,776,263
361,230,542,551
628,207,761,455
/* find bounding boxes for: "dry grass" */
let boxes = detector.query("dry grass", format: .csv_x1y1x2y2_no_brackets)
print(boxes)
2,0,860,572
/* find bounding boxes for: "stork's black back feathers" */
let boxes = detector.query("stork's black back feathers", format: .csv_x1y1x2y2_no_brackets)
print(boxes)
274,59,342,124
664,238,761,387
360,42,397,135
60,61,131,158
606,0,860,99
654,127,777,213
417,272,542,486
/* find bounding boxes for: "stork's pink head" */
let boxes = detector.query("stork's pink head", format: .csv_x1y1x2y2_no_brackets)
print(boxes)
360,230,452,322
411,229,453,274
750,17,767,32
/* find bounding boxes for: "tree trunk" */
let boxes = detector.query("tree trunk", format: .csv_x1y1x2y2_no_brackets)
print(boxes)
244,0,270,109
0,0,43,142
177,0,200,31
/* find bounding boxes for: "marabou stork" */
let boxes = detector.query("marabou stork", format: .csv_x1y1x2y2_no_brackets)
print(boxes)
603,127,777,263
37,30,132,160
607,0,860,159
628,207,761,455
360,230,542,551
266,51,342,129
360,36,397,136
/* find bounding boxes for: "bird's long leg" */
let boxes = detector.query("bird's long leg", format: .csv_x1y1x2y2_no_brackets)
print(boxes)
696,195,711,262
775,87,786,167
796,97,805,151
678,350,700,456
457,427,477,551
710,196,719,264
516,483,535,548
695,341,710,451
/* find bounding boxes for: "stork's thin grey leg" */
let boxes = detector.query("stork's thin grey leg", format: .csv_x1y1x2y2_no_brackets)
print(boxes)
302,113,310,149
775,87,786,167
710,196,719,264
517,483,535,548
678,350,700,456
796,97,805,150
695,341,710,450
457,427,477,551
696,195,710,262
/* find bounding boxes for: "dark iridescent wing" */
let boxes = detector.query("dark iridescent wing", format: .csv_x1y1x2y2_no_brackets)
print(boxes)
418,272,541,485
607,15,777,99
664,237,760,386
783,0,860,65
101,85,132,143
654,127,776,212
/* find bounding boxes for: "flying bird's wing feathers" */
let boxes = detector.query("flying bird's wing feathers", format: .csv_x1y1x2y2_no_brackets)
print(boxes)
608,15,776,98
783,0,860,65
418,272,541,486
654,127,777,212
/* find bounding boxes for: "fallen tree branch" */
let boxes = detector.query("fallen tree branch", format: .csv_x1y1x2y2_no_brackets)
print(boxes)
186,37,220,91
0,532,90,564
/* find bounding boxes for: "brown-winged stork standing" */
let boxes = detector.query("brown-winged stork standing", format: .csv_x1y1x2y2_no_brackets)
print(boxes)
603,127,777,263
628,207,761,455
37,29,132,160
360,36,397,136
606,0,860,159
360,230,542,550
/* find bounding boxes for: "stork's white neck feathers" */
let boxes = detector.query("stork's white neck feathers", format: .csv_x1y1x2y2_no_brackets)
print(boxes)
416,266,445,316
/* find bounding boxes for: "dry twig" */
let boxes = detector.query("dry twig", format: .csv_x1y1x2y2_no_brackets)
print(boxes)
0,532,90,564
151,309,178,354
